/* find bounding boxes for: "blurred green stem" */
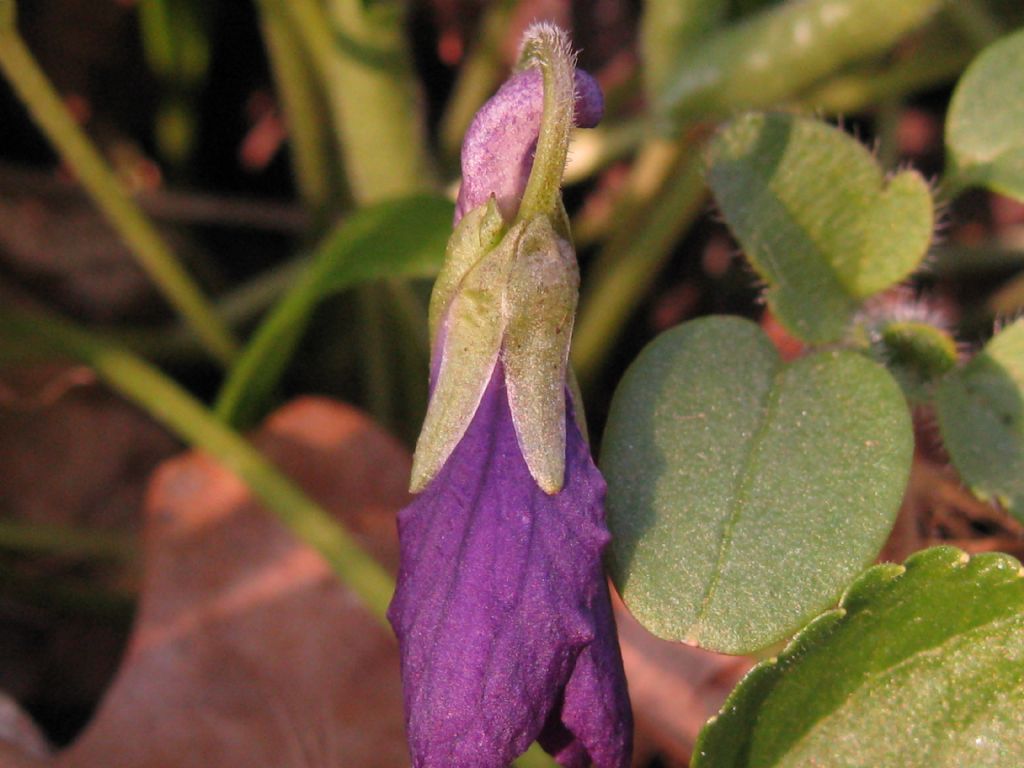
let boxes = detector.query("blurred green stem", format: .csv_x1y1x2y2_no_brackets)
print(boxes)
0,561,136,621
263,0,433,204
439,0,517,164
945,0,1003,50
640,0,728,100
0,519,135,562
573,140,707,385
0,305,395,623
875,96,903,171
114,256,307,361
358,284,397,427
0,10,237,365
214,252,327,427
259,1,346,217
256,0,434,434
659,0,946,121
804,44,973,113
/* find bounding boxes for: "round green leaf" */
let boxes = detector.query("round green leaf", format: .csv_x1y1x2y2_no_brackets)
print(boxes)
694,546,1024,768
707,113,934,343
936,319,1024,521
602,317,912,653
947,28,1024,202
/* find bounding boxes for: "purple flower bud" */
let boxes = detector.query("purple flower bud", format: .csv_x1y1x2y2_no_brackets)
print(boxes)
456,67,605,223
388,366,632,767
388,24,631,768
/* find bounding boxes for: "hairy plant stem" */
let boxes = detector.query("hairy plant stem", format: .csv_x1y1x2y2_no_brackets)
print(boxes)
0,12,237,365
0,305,396,623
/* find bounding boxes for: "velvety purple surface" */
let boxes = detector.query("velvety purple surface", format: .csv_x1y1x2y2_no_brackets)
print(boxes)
388,366,632,767
455,68,604,223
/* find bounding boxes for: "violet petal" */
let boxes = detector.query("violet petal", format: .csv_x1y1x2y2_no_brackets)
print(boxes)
388,366,632,768
456,68,605,223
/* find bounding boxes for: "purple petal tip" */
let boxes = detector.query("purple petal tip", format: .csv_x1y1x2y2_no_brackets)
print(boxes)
456,67,604,223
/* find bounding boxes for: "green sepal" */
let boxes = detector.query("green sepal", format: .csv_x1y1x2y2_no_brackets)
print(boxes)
503,216,579,494
853,319,958,405
410,219,524,493
427,197,506,348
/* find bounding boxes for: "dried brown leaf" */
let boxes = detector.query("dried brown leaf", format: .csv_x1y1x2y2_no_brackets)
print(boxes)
56,397,412,768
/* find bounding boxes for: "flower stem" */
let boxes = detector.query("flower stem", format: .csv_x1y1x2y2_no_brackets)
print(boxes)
516,24,577,223
0,10,237,366
0,305,396,624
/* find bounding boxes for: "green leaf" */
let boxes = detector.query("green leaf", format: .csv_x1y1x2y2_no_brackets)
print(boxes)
936,319,1024,521
707,112,934,343
601,317,912,654
215,193,453,428
693,546,1024,768
947,28,1024,201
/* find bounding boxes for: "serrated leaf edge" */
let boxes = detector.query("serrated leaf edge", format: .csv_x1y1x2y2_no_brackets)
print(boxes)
693,546,1024,767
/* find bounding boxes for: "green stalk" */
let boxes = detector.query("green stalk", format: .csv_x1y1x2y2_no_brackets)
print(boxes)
803,43,973,114
324,0,435,202
0,519,135,562
358,284,397,427
258,0,346,216
945,0,1003,49
214,253,326,427
659,0,946,121
573,146,707,385
115,256,308,362
0,561,136,620
641,0,728,100
265,0,433,204
0,305,395,623
0,7,237,365
438,0,517,164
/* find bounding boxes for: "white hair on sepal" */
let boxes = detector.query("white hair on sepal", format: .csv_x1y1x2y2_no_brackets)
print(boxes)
855,285,953,334
517,22,577,72
517,22,580,124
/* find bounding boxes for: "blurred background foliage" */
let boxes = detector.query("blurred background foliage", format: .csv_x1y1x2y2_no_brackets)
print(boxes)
1,0,1024,762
